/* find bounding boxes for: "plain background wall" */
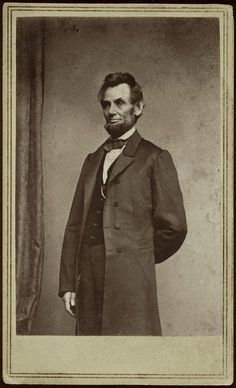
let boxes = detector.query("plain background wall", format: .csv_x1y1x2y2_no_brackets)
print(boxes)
31,17,222,335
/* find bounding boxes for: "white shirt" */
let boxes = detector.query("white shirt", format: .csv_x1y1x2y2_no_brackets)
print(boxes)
102,127,136,184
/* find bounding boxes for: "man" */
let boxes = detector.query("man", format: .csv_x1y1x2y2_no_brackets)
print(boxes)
59,72,187,336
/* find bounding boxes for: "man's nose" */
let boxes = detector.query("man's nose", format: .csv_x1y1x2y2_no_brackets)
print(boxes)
109,103,117,115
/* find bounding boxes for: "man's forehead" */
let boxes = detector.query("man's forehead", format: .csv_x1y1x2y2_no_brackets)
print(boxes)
103,83,131,101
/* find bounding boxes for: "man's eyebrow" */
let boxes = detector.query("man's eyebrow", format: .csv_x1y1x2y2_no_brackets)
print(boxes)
114,98,125,103
101,99,110,105
101,97,126,106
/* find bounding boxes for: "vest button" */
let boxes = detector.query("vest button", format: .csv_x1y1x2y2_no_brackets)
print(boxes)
114,224,120,229
113,202,119,207
116,248,122,253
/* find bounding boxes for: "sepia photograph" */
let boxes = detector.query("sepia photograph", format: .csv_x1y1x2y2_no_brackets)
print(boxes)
3,3,233,385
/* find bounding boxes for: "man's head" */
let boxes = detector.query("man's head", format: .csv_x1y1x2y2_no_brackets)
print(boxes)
98,72,144,138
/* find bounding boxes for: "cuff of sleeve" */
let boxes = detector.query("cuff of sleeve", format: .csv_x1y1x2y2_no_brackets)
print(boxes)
58,286,76,298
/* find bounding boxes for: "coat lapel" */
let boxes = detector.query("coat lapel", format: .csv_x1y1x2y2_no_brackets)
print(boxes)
83,143,105,221
82,130,142,221
107,130,142,185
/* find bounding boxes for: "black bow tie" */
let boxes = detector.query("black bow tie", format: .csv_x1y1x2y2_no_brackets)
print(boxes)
104,138,127,152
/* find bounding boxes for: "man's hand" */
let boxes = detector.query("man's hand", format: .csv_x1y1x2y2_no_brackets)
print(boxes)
62,291,76,318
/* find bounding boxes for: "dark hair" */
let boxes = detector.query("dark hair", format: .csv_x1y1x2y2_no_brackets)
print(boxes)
98,72,144,104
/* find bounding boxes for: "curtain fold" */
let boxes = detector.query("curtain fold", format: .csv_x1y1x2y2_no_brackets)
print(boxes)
16,19,45,335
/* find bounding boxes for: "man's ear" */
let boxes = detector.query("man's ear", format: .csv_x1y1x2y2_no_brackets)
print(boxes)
134,101,144,117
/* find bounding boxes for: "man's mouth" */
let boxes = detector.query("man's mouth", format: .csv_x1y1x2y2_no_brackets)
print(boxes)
109,119,120,123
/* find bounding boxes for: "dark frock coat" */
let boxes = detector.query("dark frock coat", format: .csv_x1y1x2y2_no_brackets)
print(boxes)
59,130,187,335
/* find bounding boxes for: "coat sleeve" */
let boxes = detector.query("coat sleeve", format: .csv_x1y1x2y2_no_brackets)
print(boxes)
151,150,187,263
58,154,91,297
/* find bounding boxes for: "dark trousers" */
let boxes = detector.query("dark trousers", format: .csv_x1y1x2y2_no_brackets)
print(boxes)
76,243,106,335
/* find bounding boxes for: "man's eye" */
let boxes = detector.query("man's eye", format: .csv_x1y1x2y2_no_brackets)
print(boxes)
101,102,109,109
117,101,123,106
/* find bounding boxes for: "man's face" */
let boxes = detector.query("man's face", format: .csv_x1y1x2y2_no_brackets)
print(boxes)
101,83,141,138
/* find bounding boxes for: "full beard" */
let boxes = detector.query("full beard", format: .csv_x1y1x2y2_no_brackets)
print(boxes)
104,121,134,139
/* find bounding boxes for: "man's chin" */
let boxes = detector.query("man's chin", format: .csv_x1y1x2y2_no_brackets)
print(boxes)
105,122,130,138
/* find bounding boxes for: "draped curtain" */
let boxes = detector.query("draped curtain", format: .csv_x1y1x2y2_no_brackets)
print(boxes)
16,19,45,334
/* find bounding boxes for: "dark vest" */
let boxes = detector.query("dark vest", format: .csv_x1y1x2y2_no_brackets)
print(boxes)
83,152,113,245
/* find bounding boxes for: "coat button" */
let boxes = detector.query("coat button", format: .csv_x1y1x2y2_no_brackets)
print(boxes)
114,224,120,229
113,202,119,207
116,248,122,253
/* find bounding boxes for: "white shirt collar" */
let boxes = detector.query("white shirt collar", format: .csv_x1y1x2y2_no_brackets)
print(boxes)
118,126,136,140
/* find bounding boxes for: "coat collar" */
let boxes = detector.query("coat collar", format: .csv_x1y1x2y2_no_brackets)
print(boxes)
88,128,142,165
107,129,142,184
84,129,142,206
122,129,142,156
